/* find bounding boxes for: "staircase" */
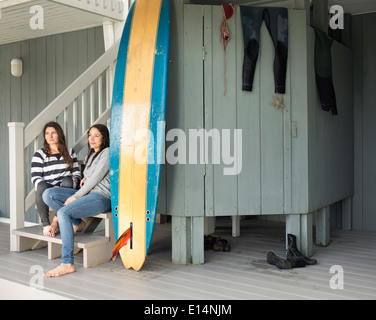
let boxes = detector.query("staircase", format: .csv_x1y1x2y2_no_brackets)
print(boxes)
52,0,129,20
8,40,120,265
0,0,129,20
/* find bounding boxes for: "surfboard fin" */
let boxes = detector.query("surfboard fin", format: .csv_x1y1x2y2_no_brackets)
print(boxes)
112,227,132,261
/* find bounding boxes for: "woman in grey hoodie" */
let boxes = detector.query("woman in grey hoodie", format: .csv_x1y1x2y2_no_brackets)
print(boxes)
42,124,111,277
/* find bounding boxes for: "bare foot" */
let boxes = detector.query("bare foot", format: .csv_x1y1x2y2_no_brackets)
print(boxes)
73,220,86,234
43,226,54,237
43,264,76,278
49,216,59,237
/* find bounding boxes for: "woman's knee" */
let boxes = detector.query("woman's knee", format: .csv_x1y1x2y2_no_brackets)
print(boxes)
56,207,68,221
36,181,49,196
42,187,53,204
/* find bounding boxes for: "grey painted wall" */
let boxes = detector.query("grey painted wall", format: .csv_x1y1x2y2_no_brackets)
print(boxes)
163,3,354,222
353,13,376,231
0,27,105,221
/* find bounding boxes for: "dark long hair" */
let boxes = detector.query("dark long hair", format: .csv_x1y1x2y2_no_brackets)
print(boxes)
43,121,73,171
85,124,110,167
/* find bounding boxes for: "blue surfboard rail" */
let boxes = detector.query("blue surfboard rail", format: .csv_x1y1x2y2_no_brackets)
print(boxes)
146,0,170,254
109,2,135,241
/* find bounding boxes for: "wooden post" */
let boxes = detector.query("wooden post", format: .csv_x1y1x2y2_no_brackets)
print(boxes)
300,214,312,257
8,122,25,252
286,213,313,257
204,216,215,235
191,217,204,265
342,197,352,231
103,21,115,51
172,216,204,265
103,20,115,108
286,215,301,249
172,216,191,265
316,206,330,246
232,216,240,238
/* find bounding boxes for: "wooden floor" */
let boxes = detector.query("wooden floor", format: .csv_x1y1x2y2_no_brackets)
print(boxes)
1,218,376,300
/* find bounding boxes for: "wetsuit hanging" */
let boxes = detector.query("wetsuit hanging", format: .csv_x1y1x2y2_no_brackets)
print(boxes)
220,3,234,96
314,27,338,116
240,6,289,94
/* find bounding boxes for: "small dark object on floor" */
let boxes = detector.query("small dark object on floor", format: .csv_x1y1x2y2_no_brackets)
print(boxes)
213,239,231,252
204,235,219,250
204,235,231,252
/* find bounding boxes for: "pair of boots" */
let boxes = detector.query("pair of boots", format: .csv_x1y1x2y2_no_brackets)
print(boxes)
267,234,317,270
204,235,231,252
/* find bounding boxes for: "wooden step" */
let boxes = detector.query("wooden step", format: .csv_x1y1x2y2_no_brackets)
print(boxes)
12,212,115,268
13,225,109,249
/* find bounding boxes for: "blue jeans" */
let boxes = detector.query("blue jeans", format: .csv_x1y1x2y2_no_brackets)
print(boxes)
43,188,111,265
36,177,74,227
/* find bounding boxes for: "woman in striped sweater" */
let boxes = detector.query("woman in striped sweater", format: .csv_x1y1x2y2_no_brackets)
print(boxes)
31,121,81,237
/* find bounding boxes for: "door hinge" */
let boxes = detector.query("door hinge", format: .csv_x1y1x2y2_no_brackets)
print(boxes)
290,121,297,138
202,46,207,60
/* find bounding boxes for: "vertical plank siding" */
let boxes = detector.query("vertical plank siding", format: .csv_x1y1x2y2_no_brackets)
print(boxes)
163,4,354,221
353,13,376,231
0,27,104,221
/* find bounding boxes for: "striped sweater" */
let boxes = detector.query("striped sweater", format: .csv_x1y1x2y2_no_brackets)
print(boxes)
31,148,82,190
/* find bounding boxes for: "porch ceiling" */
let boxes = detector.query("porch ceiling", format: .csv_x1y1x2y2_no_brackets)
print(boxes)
190,0,376,15
1,0,375,46
329,0,376,15
0,0,115,45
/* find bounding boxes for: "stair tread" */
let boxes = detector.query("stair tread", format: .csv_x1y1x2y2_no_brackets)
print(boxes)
13,225,109,249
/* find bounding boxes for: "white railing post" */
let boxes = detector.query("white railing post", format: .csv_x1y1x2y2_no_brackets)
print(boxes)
8,122,25,252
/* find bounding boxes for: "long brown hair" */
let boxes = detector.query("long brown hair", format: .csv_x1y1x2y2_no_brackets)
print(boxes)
43,121,73,171
85,124,110,167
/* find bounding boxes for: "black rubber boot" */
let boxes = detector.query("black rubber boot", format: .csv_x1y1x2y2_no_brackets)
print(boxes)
287,234,317,265
287,256,307,268
267,252,292,270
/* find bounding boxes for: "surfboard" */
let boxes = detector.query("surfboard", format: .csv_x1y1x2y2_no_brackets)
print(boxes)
109,0,170,271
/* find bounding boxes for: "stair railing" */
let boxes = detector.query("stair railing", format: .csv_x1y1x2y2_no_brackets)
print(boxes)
8,40,119,251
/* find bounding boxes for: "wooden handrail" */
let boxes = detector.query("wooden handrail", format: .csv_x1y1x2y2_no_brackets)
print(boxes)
24,40,119,148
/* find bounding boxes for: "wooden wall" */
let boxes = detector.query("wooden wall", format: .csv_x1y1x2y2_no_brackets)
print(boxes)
352,13,376,231
307,29,354,213
0,27,104,221
162,2,354,220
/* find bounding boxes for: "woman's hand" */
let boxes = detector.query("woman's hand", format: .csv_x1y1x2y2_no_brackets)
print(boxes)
64,196,76,206
80,178,87,188
73,178,79,189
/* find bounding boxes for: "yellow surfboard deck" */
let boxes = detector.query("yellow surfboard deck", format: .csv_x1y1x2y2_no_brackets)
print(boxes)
117,0,163,271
